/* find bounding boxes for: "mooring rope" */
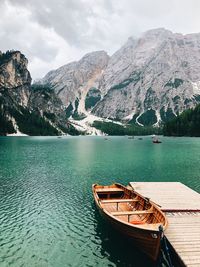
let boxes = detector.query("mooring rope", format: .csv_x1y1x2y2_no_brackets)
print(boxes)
159,225,173,267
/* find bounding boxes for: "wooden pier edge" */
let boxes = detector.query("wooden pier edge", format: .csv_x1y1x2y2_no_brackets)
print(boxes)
129,182,200,267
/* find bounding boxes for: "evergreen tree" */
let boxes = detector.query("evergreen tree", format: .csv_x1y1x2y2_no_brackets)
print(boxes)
163,104,200,136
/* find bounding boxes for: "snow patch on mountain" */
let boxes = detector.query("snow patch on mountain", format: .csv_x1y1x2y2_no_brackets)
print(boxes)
69,112,123,135
191,81,200,95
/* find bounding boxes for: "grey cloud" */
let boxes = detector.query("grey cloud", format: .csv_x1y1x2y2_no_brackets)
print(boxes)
1,0,200,79
7,0,95,47
5,0,200,51
0,3,58,62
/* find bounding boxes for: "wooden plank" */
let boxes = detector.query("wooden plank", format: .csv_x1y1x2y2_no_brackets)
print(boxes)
111,210,153,216
96,188,124,193
101,199,138,203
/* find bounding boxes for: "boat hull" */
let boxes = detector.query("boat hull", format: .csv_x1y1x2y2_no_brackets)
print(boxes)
95,199,161,261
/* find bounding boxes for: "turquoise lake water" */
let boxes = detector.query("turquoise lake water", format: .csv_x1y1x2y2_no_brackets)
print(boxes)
0,136,200,267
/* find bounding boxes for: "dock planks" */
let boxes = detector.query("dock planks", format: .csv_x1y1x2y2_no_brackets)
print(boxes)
129,182,200,267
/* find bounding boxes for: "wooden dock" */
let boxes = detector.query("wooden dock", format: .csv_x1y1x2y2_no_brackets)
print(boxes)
130,182,200,267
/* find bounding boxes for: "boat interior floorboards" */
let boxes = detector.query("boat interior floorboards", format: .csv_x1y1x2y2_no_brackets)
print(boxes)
102,202,149,223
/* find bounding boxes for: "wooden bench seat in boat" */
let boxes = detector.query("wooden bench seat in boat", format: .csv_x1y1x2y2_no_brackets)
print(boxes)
111,210,153,216
110,210,153,223
101,199,138,203
96,188,124,193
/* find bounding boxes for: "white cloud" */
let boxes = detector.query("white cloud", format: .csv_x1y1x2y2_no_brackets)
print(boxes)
0,1,91,79
1,0,200,79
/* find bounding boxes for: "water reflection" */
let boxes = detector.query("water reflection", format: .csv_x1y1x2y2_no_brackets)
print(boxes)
92,204,155,267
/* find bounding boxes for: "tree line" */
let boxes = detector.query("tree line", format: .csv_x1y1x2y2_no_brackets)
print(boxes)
163,104,200,136
92,121,162,136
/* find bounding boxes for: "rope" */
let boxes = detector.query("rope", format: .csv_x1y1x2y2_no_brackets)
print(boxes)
159,225,174,267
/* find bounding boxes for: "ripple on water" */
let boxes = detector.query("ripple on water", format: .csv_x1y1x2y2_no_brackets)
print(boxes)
0,136,200,267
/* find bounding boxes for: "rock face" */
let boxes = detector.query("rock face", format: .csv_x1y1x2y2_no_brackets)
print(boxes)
94,28,200,125
0,51,32,108
40,51,110,114
0,51,78,135
0,51,31,89
41,28,200,126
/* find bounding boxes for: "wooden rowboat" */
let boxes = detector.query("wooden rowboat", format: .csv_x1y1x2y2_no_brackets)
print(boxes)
152,136,162,143
92,183,168,261
153,139,162,144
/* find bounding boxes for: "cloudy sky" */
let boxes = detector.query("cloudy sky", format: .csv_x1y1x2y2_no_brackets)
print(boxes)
1,0,200,80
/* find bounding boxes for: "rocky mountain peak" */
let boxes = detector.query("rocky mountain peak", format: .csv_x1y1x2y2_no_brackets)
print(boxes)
142,28,172,38
0,50,31,89
79,50,109,65
40,50,110,111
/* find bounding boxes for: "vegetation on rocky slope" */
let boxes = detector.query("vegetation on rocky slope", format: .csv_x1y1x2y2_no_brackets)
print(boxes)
0,97,16,135
92,121,162,136
9,106,60,136
0,50,81,136
163,104,200,136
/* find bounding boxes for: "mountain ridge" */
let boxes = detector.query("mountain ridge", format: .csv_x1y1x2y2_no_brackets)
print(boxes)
2,28,200,135
40,28,200,128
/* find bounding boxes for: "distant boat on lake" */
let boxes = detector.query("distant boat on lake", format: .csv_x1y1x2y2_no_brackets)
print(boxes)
153,139,162,144
152,136,162,143
92,183,168,261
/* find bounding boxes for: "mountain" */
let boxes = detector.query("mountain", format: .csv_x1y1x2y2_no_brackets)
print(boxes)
93,28,200,125
39,51,109,116
0,50,79,136
40,28,200,127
